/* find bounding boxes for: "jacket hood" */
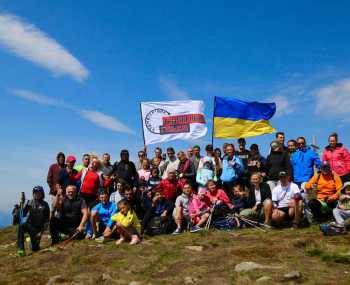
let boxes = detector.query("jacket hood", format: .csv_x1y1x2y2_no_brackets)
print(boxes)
325,143,343,150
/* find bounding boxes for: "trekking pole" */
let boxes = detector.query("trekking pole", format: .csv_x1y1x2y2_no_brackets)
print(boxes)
19,192,26,225
235,214,267,233
57,230,80,250
205,205,215,230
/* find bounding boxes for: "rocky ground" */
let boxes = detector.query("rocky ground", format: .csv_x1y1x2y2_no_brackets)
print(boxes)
0,225,350,284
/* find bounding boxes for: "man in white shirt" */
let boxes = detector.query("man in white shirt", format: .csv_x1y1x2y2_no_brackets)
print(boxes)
271,171,303,228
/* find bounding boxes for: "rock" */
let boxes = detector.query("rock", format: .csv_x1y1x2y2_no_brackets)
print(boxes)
129,282,142,285
101,273,113,281
185,245,204,252
47,275,63,285
184,276,195,284
234,262,266,272
283,271,301,280
256,276,272,283
234,262,281,272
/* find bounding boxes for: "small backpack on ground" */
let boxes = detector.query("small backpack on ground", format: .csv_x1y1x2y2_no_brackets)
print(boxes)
319,223,347,236
213,215,239,230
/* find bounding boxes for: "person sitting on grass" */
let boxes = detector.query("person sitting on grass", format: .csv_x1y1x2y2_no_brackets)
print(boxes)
124,186,144,220
332,182,350,228
173,183,193,234
230,182,249,214
141,189,174,236
304,162,342,222
271,171,303,228
242,172,273,226
189,188,212,231
147,167,162,190
110,179,127,206
50,185,88,245
15,186,50,257
110,200,141,245
90,190,117,239
205,179,234,223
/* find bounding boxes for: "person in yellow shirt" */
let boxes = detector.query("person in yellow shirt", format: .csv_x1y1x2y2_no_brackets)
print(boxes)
111,200,141,245
304,162,342,222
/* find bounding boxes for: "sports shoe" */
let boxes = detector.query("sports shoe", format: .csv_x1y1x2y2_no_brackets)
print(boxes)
115,238,125,245
190,226,202,233
95,236,105,243
130,235,141,245
17,249,25,257
172,228,182,235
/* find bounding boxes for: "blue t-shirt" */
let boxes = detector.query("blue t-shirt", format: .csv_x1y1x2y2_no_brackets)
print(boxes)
92,202,117,227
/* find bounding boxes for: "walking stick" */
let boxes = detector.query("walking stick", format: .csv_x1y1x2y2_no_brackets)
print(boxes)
234,214,267,232
57,230,80,250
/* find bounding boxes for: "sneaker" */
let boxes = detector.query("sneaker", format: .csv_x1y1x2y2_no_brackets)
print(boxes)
95,236,105,243
17,249,25,257
130,235,141,245
190,226,202,233
115,238,125,245
330,221,345,228
172,228,182,235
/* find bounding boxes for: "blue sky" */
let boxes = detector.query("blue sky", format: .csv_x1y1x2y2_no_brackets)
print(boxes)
0,1,350,212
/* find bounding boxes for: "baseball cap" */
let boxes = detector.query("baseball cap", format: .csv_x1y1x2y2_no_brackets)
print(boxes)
341,181,350,193
66,155,76,163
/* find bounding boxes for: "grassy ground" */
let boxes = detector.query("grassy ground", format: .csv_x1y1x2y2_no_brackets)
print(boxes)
0,225,350,284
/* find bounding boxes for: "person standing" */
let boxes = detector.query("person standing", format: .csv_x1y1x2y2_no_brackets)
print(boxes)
191,145,202,173
74,154,91,172
220,144,243,198
47,152,66,200
161,147,179,179
111,150,138,188
247,144,266,177
276,132,288,152
101,153,113,177
291,137,321,187
322,133,350,183
177,151,196,188
57,155,78,194
287,140,297,155
265,141,291,191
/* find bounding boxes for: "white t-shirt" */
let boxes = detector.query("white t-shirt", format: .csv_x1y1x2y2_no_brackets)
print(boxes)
254,189,261,206
162,158,180,179
272,182,300,208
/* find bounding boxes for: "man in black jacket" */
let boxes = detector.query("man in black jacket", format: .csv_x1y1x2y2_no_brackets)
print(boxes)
241,173,273,225
15,186,50,256
265,141,291,191
111,150,138,188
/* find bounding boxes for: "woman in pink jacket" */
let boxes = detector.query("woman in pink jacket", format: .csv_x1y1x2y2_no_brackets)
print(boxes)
322,133,350,183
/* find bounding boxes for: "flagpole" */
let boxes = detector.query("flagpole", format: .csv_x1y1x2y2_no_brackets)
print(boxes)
211,96,216,147
139,102,146,147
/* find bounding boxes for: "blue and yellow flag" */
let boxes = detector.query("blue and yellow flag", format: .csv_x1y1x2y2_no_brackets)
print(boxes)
213,97,276,138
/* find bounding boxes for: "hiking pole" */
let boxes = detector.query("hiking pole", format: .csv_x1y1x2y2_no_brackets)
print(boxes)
234,214,267,233
57,230,80,250
19,192,26,225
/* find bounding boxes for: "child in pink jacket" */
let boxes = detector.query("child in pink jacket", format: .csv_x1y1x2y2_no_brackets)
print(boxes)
189,189,211,231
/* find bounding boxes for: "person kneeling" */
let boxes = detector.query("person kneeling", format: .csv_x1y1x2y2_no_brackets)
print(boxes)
110,200,141,245
50,185,88,245
173,183,193,234
15,186,50,256
271,171,303,228
332,182,350,228
91,190,117,239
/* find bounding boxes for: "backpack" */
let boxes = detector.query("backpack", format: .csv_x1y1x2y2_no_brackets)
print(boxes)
213,215,239,230
319,223,347,236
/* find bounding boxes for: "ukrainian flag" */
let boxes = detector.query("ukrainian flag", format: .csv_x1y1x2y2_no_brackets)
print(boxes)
213,97,276,138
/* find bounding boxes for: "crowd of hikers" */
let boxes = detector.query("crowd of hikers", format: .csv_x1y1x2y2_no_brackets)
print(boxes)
12,131,350,256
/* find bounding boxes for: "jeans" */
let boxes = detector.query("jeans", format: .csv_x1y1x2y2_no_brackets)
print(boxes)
333,208,350,226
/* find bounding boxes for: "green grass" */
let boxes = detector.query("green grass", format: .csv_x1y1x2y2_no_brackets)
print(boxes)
1,226,350,284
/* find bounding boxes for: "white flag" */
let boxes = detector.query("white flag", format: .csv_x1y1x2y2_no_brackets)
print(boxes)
140,100,207,145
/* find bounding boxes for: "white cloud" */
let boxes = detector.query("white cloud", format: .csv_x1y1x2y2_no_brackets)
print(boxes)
159,76,190,100
0,13,89,81
267,95,295,117
9,89,69,107
315,78,350,119
78,109,135,135
8,89,134,134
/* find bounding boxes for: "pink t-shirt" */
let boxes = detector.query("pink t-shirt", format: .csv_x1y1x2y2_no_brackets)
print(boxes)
137,169,151,182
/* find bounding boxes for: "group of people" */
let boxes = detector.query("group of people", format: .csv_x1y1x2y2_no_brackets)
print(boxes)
13,131,350,256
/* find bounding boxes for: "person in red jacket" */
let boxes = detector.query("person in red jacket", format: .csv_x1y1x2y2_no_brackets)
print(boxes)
154,170,181,203
322,133,350,183
71,158,112,208
47,152,66,201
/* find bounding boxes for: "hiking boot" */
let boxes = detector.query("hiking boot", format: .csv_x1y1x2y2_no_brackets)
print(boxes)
172,228,182,235
190,226,202,233
17,249,25,257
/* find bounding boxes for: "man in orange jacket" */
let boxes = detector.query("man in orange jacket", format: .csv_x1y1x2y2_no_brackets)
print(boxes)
305,162,342,222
